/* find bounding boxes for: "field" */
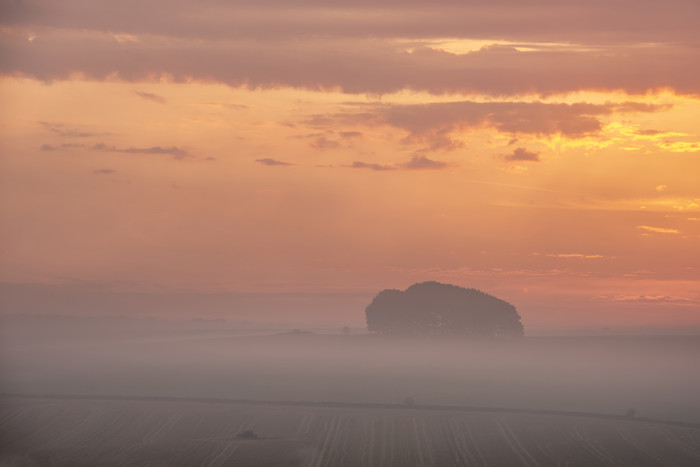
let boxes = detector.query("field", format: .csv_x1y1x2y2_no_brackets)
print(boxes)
2,318,700,465
2,396,700,467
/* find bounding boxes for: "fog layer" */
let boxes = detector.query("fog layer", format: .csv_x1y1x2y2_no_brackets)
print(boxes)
1,315,698,424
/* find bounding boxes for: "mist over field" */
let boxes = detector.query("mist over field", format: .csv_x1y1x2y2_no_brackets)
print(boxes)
3,313,700,465
2,314,698,424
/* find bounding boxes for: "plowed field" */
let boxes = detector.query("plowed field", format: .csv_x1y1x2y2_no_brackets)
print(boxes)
2,396,699,466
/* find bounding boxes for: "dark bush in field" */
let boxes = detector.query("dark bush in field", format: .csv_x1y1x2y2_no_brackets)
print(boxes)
236,429,259,440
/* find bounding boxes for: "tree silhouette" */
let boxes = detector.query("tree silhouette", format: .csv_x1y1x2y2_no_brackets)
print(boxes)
366,282,524,338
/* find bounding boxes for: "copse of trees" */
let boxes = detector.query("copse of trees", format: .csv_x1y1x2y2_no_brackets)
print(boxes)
365,282,524,338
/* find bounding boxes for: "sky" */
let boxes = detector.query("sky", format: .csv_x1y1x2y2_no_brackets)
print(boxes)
1,0,699,331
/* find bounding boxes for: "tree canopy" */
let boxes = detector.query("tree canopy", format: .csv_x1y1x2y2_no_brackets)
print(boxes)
365,282,524,338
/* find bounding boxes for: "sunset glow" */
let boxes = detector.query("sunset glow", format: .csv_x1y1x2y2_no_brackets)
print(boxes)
1,0,699,332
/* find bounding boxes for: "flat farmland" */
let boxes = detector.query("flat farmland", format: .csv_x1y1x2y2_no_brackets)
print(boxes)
2,396,700,467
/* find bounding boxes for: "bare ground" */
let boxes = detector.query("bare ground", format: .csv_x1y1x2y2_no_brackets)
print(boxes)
2,396,699,467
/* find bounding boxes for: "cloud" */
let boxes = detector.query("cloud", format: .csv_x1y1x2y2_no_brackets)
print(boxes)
40,143,84,151
92,143,190,159
605,294,699,304
350,161,395,171
112,33,139,44
3,1,698,46
505,147,540,162
350,155,449,171
3,20,699,97
637,225,680,234
201,102,249,110
339,131,362,139
636,129,664,136
305,101,666,150
657,141,700,153
402,155,449,170
133,90,166,104
544,253,608,259
384,265,582,278
380,101,665,138
310,137,340,150
655,184,667,192
256,158,292,166
93,169,116,174
39,121,102,138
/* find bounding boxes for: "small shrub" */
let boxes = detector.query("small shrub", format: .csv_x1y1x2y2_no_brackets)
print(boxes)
236,429,259,440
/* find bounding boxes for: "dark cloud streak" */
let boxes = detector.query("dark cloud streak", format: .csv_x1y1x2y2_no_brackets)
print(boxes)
350,161,395,171
39,122,103,138
505,147,540,162
310,137,340,150
39,143,84,151
350,155,449,171
402,155,449,170
133,90,166,104
256,158,292,166
92,143,190,159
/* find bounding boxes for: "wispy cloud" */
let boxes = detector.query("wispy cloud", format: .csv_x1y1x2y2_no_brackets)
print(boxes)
536,253,610,259
637,225,680,234
350,161,395,171
201,102,249,110
310,136,340,150
339,131,363,139
604,294,699,304
505,147,540,162
93,169,116,175
636,129,664,136
384,265,587,278
40,143,84,151
92,143,190,159
112,33,138,44
402,155,449,170
39,122,103,138
350,155,449,171
133,90,166,104
657,141,700,153
256,158,292,166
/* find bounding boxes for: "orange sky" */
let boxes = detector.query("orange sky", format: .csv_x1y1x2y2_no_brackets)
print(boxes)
1,1,699,331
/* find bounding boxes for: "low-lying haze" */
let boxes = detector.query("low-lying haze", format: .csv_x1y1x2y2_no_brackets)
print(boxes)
2,315,698,424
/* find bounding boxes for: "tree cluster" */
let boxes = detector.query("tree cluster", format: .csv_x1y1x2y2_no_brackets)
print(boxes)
365,282,524,338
